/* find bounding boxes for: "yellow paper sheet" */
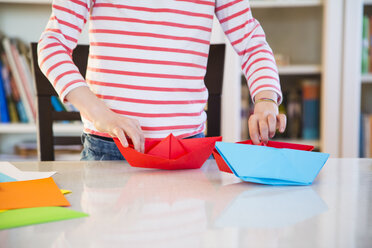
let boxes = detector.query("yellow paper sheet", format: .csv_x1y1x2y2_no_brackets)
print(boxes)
60,189,72,195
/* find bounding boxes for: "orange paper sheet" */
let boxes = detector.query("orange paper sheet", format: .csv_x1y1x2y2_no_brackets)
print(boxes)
0,177,70,210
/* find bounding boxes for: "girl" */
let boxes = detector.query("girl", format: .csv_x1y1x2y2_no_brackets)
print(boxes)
38,0,286,160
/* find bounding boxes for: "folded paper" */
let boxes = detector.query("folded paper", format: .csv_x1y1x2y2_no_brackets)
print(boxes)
0,207,88,230
214,141,329,186
213,140,314,174
114,134,221,170
0,162,56,181
0,177,70,210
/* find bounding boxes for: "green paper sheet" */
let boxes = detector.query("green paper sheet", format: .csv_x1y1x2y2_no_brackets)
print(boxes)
0,207,88,230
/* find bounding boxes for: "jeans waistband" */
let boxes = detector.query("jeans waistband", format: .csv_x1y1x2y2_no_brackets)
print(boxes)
89,134,114,142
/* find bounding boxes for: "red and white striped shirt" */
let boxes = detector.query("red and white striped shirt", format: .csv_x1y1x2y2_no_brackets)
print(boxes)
38,0,282,139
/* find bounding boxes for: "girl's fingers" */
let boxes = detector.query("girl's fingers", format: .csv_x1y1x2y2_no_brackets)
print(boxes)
259,119,269,144
248,115,260,144
277,114,287,133
112,127,128,147
135,126,145,153
138,131,145,153
125,126,142,153
267,114,276,138
132,120,145,153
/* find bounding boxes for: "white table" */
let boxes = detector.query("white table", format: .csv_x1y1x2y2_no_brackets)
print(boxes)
1,159,371,248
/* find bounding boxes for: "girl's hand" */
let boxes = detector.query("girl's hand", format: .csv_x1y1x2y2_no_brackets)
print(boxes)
66,86,145,153
248,91,286,145
93,110,145,153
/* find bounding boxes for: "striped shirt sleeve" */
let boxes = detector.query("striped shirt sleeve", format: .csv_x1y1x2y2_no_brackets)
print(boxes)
38,0,92,102
215,0,282,104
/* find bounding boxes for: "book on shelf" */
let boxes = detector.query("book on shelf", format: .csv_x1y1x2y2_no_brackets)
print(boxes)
301,79,320,140
240,81,250,139
0,34,79,124
2,37,35,123
361,14,372,74
360,113,372,158
240,74,320,144
2,50,28,123
286,89,302,139
362,15,369,74
0,60,10,123
0,46,16,123
51,95,66,112
2,69,20,123
369,14,372,73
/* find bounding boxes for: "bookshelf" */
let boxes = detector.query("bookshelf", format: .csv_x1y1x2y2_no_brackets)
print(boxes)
0,0,344,158
238,0,344,154
278,65,322,75
0,123,83,134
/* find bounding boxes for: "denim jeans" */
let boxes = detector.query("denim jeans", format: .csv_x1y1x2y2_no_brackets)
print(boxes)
80,132,205,161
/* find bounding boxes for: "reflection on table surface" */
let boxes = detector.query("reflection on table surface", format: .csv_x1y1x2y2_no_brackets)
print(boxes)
1,158,371,248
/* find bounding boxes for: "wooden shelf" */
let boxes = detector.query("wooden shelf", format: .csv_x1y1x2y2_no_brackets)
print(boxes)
250,0,322,8
0,123,83,134
361,74,372,83
278,64,321,75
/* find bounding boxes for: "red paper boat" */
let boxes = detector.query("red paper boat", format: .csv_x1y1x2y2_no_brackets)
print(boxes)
212,140,314,173
114,134,222,170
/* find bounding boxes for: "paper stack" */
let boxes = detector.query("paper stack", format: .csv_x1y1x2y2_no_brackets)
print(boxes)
0,162,87,230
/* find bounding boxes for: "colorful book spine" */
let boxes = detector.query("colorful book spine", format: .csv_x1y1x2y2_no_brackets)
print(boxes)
302,79,320,140
369,115,372,158
15,101,28,123
286,89,302,139
363,114,371,158
9,76,27,123
1,53,19,123
359,114,364,158
368,15,372,73
362,15,369,74
274,90,288,139
240,80,249,139
10,41,36,120
0,60,10,122
51,96,65,112
2,38,34,123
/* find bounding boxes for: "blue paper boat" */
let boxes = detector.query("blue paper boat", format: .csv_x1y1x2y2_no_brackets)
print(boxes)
215,142,330,186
